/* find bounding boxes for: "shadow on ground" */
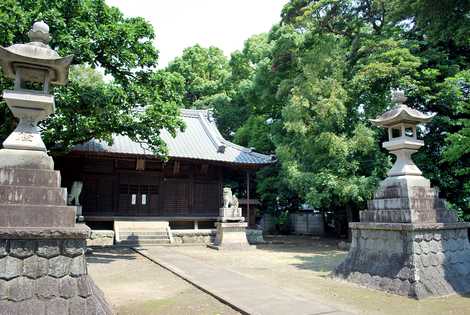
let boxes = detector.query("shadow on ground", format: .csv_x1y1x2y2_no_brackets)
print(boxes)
255,235,348,273
86,247,137,264
290,252,347,272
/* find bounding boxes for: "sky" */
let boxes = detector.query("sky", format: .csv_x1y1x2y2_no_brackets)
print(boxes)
106,0,288,68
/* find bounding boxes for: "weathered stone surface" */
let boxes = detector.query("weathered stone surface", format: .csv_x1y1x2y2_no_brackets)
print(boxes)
0,204,76,228
0,149,54,170
17,298,46,315
0,279,7,300
0,168,60,187
0,185,67,206
37,240,60,258
8,277,34,301
77,275,93,298
69,296,87,315
86,296,99,314
0,240,8,257
211,221,253,250
48,255,71,278
60,276,77,299
63,239,85,257
0,235,113,313
9,240,35,258
334,225,470,298
0,256,22,280
23,255,48,279
0,226,90,240
0,300,16,314
45,298,68,315
246,229,265,244
70,256,86,277
35,276,59,299
87,230,114,247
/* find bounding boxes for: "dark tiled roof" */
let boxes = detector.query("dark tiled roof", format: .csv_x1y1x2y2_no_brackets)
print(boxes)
72,109,275,166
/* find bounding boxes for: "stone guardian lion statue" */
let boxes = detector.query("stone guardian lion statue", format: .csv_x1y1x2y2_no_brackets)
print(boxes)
67,181,83,206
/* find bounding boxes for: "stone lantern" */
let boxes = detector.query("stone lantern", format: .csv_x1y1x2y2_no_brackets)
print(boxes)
333,89,470,299
0,21,72,169
370,90,435,177
0,22,112,314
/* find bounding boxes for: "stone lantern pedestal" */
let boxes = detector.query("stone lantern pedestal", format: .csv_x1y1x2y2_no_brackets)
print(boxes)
0,22,112,313
333,91,470,299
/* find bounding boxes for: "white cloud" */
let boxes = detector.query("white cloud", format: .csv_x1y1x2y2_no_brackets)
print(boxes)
106,0,288,67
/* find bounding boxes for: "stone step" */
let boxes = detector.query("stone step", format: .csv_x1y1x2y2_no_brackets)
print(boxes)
120,235,170,241
0,184,67,206
118,231,168,236
0,204,76,227
117,239,171,246
0,168,61,187
119,235,169,240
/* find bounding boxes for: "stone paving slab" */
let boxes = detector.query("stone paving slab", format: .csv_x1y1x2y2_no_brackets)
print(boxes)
135,246,353,315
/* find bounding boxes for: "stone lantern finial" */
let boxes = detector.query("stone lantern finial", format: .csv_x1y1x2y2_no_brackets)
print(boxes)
27,20,51,44
391,88,407,105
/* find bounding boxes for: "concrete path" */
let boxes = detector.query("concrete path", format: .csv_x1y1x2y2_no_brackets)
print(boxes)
135,246,352,315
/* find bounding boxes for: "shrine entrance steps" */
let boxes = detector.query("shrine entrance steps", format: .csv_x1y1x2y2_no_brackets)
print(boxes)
114,220,172,246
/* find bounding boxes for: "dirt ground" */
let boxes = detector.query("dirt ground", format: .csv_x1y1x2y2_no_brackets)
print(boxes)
87,247,240,315
87,236,470,315
166,236,470,315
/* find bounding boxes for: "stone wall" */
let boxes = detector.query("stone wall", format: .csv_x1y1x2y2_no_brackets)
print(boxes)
334,223,470,299
171,230,215,244
0,237,111,314
289,212,324,236
246,229,265,244
87,230,114,247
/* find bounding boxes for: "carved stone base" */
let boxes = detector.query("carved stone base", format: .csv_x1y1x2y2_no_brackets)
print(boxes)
0,227,113,314
333,223,470,299
209,222,254,250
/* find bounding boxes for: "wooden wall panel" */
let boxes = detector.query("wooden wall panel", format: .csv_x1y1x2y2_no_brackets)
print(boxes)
193,181,220,215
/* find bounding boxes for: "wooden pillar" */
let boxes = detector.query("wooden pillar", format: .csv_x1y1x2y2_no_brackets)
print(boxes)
246,171,251,228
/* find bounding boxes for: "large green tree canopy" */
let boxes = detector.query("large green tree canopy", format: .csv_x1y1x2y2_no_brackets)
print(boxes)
0,0,184,155
203,0,469,218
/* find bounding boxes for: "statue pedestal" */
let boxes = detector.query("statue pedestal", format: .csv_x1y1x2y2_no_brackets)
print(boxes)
75,206,84,222
209,222,254,250
333,175,470,299
218,207,244,222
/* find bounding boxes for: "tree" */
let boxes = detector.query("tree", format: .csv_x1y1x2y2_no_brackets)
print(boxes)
166,44,230,109
236,0,469,219
0,0,184,154
389,0,470,215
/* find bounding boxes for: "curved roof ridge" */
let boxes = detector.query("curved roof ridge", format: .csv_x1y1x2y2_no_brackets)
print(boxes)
197,111,226,153
180,108,209,118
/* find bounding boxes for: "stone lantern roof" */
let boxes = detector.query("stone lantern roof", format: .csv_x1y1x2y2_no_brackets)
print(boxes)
0,21,73,85
369,90,435,127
